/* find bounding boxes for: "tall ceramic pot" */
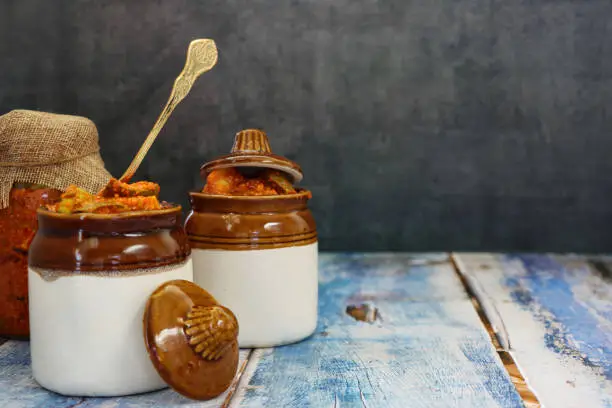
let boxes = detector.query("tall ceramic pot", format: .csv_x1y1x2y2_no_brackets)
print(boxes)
186,129,318,348
28,206,193,396
186,191,318,347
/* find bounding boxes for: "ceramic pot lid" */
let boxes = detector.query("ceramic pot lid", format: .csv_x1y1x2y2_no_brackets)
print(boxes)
200,129,303,183
143,279,239,400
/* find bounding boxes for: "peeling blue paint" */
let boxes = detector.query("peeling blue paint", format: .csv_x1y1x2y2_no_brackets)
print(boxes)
505,254,612,381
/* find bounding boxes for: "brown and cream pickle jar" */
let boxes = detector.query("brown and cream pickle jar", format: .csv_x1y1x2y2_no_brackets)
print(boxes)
186,130,319,348
28,206,193,396
28,204,241,399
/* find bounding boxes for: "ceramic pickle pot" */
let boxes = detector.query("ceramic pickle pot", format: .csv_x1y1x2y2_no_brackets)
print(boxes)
27,206,193,397
186,129,318,348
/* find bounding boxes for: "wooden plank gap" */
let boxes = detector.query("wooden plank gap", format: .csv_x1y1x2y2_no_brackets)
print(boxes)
450,253,541,408
221,349,254,408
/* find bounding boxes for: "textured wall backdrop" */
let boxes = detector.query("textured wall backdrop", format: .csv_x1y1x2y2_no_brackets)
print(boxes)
2,1,612,251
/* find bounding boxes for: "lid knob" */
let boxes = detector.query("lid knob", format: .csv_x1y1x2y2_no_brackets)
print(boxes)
144,279,239,400
184,305,238,361
231,129,272,154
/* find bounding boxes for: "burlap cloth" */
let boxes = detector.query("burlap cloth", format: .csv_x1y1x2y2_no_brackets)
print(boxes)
0,110,112,208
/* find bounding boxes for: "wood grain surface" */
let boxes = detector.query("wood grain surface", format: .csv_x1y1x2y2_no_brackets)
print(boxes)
230,253,522,407
454,253,612,408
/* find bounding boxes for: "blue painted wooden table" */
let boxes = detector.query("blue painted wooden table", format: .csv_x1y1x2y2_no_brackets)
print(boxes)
1,253,611,407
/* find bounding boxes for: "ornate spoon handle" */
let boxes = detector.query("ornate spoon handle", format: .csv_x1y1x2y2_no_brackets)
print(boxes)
119,39,218,182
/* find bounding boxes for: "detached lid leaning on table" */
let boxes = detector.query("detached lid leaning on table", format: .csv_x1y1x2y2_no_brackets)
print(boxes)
144,279,240,400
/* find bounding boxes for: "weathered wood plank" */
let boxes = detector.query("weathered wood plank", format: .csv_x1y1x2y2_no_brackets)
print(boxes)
230,253,523,408
0,339,251,407
454,253,612,408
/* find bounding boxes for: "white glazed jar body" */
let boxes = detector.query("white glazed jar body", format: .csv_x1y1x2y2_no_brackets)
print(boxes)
186,191,318,348
28,208,193,397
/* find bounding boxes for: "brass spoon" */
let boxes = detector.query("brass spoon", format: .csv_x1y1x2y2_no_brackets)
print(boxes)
119,38,218,183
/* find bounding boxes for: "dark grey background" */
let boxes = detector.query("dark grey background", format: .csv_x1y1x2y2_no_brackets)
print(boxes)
2,0,612,252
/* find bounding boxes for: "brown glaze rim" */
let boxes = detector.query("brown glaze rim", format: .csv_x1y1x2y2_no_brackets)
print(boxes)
29,205,191,272
34,204,183,233
200,155,303,183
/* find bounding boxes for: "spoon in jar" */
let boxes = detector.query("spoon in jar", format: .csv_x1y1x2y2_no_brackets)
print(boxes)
117,38,218,183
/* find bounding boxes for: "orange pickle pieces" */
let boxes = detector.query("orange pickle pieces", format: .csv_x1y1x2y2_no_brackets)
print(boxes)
48,178,162,214
202,168,297,196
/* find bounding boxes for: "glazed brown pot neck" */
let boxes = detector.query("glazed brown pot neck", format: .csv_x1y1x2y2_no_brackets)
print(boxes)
188,190,310,214
186,191,316,251
29,207,191,272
